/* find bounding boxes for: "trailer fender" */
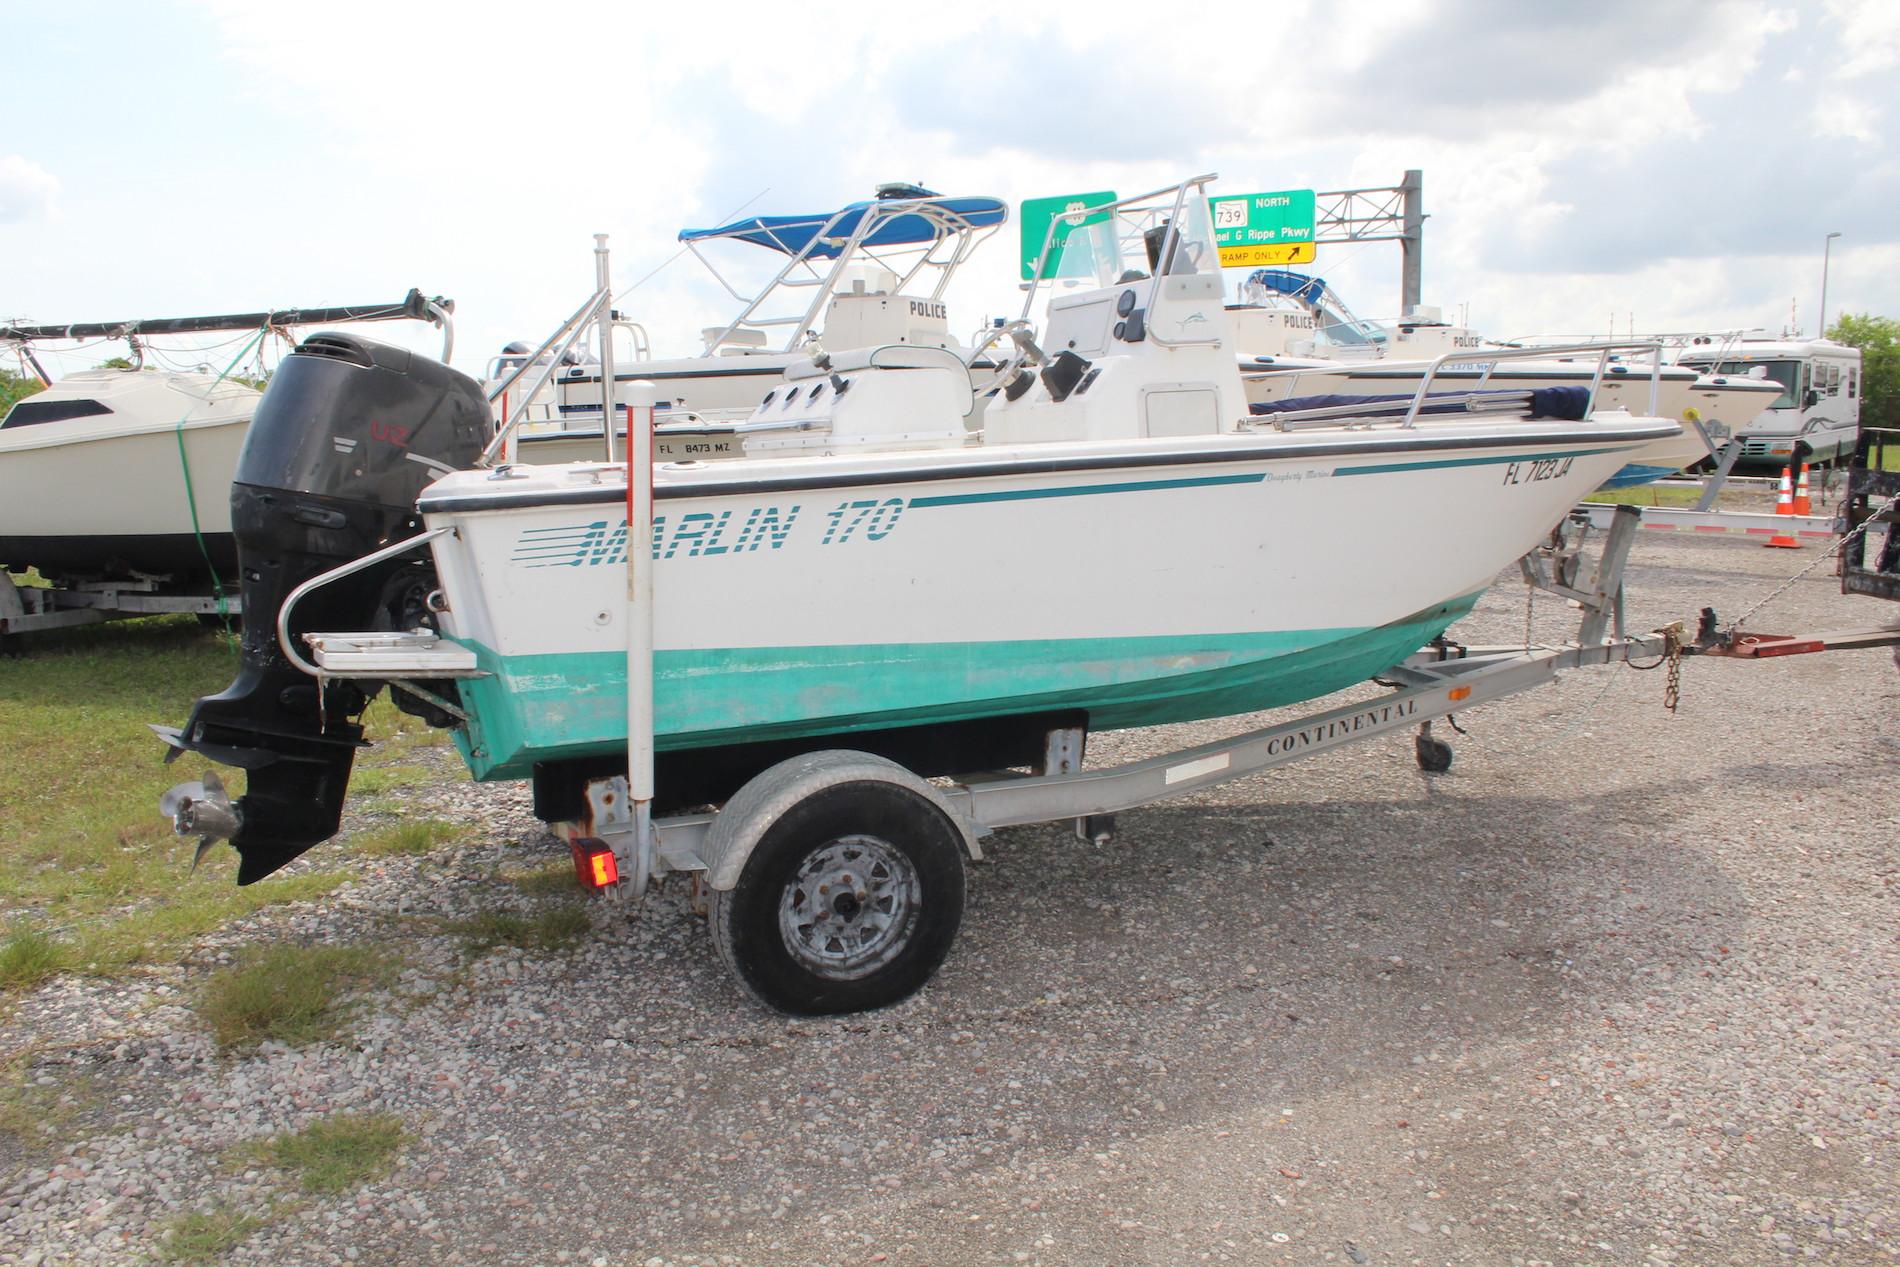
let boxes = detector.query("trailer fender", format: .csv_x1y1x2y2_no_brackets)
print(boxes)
699,750,980,892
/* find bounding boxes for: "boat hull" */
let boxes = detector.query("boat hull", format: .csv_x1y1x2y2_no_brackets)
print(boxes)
447,599,1479,780
0,416,245,581
1593,423,1713,489
421,423,1670,781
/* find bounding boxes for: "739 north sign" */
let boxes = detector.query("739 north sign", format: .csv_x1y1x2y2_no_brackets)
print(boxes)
1209,190,1317,267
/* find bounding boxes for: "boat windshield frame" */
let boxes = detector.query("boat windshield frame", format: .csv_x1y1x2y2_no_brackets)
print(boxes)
1014,176,1222,326
682,196,1008,355
1234,270,1389,349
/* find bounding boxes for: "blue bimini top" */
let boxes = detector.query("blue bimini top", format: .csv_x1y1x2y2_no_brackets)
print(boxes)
679,196,1009,260
1244,269,1330,307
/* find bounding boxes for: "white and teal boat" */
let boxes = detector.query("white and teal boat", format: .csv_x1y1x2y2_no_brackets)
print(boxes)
158,177,1683,1012
158,177,1678,883
417,180,1678,781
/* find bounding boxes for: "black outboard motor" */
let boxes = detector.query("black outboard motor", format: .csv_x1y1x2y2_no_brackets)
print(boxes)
155,333,490,883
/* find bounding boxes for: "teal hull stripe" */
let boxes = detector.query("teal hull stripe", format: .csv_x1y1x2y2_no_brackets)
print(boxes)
447,594,1480,782
906,445,1617,505
910,472,1263,508
1333,446,1618,477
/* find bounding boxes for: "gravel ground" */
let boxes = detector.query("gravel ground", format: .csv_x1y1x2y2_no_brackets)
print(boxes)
3,514,1897,1267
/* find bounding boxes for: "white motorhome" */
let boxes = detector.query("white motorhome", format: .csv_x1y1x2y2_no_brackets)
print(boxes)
1676,336,1863,467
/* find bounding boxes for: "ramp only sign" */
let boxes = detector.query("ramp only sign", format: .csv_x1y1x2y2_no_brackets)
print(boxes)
1020,191,1117,280
1210,190,1316,267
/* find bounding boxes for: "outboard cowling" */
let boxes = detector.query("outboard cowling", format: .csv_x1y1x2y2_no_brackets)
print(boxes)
155,333,490,883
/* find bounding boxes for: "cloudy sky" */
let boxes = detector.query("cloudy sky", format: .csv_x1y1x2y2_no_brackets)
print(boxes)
5,0,1895,379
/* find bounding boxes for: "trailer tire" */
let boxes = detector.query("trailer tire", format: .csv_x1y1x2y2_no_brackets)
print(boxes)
709,753,966,1016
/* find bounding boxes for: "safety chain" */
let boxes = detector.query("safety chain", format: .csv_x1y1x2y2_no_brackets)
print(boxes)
1663,626,1683,714
1725,492,1897,634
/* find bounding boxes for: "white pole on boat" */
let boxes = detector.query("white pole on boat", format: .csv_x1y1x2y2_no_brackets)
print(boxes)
594,234,619,464
624,377,657,884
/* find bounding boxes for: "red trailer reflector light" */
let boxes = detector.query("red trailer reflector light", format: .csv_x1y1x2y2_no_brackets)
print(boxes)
569,839,620,890
1448,686,1472,702
590,850,619,887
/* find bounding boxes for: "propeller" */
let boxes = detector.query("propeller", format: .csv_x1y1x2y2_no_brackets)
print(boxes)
159,769,241,873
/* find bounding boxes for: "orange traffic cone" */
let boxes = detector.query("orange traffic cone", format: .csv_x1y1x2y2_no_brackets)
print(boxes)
1764,465,1801,548
1793,462,1813,516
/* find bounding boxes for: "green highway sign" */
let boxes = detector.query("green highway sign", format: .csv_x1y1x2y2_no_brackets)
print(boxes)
1209,189,1317,267
1019,190,1117,280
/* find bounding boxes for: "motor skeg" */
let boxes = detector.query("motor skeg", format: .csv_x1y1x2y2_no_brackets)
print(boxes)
156,332,489,884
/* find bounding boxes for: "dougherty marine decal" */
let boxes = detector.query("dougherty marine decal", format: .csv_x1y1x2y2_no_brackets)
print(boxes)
1262,696,1419,757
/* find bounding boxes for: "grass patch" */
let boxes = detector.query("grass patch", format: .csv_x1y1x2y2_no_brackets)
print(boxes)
65,870,345,979
0,927,67,991
0,1057,80,1157
356,696,450,756
352,818,464,858
1585,483,1705,508
0,616,445,987
502,860,579,898
346,764,430,798
0,617,247,909
255,1111,407,1194
159,1204,265,1263
199,944,391,1051
449,904,590,955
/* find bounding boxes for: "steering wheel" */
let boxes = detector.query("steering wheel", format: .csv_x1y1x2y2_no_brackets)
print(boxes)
966,320,1042,397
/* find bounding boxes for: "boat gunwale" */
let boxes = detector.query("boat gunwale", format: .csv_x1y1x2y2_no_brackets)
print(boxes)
1246,367,1702,383
0,409,252,454
419,420,1679,514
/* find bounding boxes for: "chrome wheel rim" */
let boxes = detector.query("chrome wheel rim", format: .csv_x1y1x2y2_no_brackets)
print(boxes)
778,835,920,980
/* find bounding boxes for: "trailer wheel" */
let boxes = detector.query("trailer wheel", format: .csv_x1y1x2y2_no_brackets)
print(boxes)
709,753,967,1015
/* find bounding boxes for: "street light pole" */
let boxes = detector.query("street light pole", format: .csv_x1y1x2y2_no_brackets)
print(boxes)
1818,231,1842,338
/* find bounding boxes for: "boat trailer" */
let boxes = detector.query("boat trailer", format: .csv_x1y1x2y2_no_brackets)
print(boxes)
260,381,1900,1014
0,571,240,651
524,501,1897,895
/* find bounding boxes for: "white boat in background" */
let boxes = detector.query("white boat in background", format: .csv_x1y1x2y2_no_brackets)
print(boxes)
487,184,1009,463
158,177,1680,900
0,293,452,589
1227,271,1782,486
1676,334,1863,467
0,368,257,584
